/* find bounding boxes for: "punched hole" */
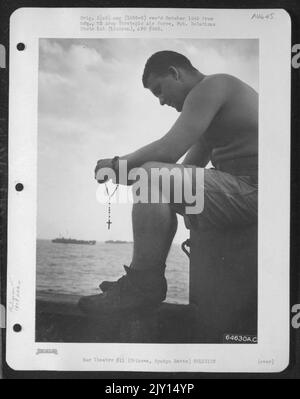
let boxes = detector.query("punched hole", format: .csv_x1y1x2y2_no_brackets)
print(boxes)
13,323,22,332
15,183,24,192
17,43,25,51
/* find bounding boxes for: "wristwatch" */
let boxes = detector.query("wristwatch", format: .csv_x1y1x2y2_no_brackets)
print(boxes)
111,156,119,173
111,156,120,182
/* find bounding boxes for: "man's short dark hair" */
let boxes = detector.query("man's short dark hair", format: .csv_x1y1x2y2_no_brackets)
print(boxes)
142,51,197,88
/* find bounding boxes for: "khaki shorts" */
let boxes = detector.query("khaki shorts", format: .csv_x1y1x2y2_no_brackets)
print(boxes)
172,167,258,230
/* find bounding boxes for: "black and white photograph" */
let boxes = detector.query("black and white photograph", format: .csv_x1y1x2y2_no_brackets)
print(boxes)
35,37,259,346
5,8,290,372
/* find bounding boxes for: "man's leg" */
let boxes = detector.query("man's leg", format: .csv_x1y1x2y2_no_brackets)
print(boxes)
79,162,189,314
100,161,183,291
130,160,193,271
130,202,178,272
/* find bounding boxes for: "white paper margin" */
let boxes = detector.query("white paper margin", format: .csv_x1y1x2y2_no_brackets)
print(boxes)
6,7,291,372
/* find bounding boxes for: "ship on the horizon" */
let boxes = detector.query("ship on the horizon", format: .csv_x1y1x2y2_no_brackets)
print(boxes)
105,240,132,244
52,237,96,245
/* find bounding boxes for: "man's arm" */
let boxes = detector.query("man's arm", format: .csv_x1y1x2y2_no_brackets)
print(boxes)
119,75,228,171
182,137,212,167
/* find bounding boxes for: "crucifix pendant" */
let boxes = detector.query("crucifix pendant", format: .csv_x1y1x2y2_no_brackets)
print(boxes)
106,219,112,229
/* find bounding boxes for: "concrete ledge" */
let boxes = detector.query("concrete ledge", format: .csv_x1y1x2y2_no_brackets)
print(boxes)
36,291,198,343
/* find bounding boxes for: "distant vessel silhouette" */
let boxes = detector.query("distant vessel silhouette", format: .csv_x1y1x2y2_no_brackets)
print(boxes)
52,237,96,245
105,240,131,244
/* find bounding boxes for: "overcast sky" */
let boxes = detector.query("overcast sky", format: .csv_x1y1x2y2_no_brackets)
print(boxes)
37,38,258,243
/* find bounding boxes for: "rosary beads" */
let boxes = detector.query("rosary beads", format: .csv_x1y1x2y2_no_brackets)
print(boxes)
104,183,119,229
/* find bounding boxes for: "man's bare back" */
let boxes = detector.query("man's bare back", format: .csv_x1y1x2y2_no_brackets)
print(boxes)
185,74,258,170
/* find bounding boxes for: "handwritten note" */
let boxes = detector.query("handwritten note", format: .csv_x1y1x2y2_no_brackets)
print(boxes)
251,12,275,21
8,277,21,313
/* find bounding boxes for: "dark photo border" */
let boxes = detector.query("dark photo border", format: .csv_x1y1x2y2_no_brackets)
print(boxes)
0,0,299,381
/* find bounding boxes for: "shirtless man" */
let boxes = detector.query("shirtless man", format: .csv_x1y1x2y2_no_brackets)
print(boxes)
78,50,258,315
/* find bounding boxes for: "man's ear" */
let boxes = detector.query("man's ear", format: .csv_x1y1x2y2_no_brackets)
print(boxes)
168,66,180,80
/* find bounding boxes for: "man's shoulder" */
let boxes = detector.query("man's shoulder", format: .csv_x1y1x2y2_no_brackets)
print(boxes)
185,73,253,108
195,73,239,92
184,74,234,109
196,73,256,95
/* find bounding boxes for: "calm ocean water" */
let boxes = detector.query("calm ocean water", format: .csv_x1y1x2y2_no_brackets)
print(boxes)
36,240,189,304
